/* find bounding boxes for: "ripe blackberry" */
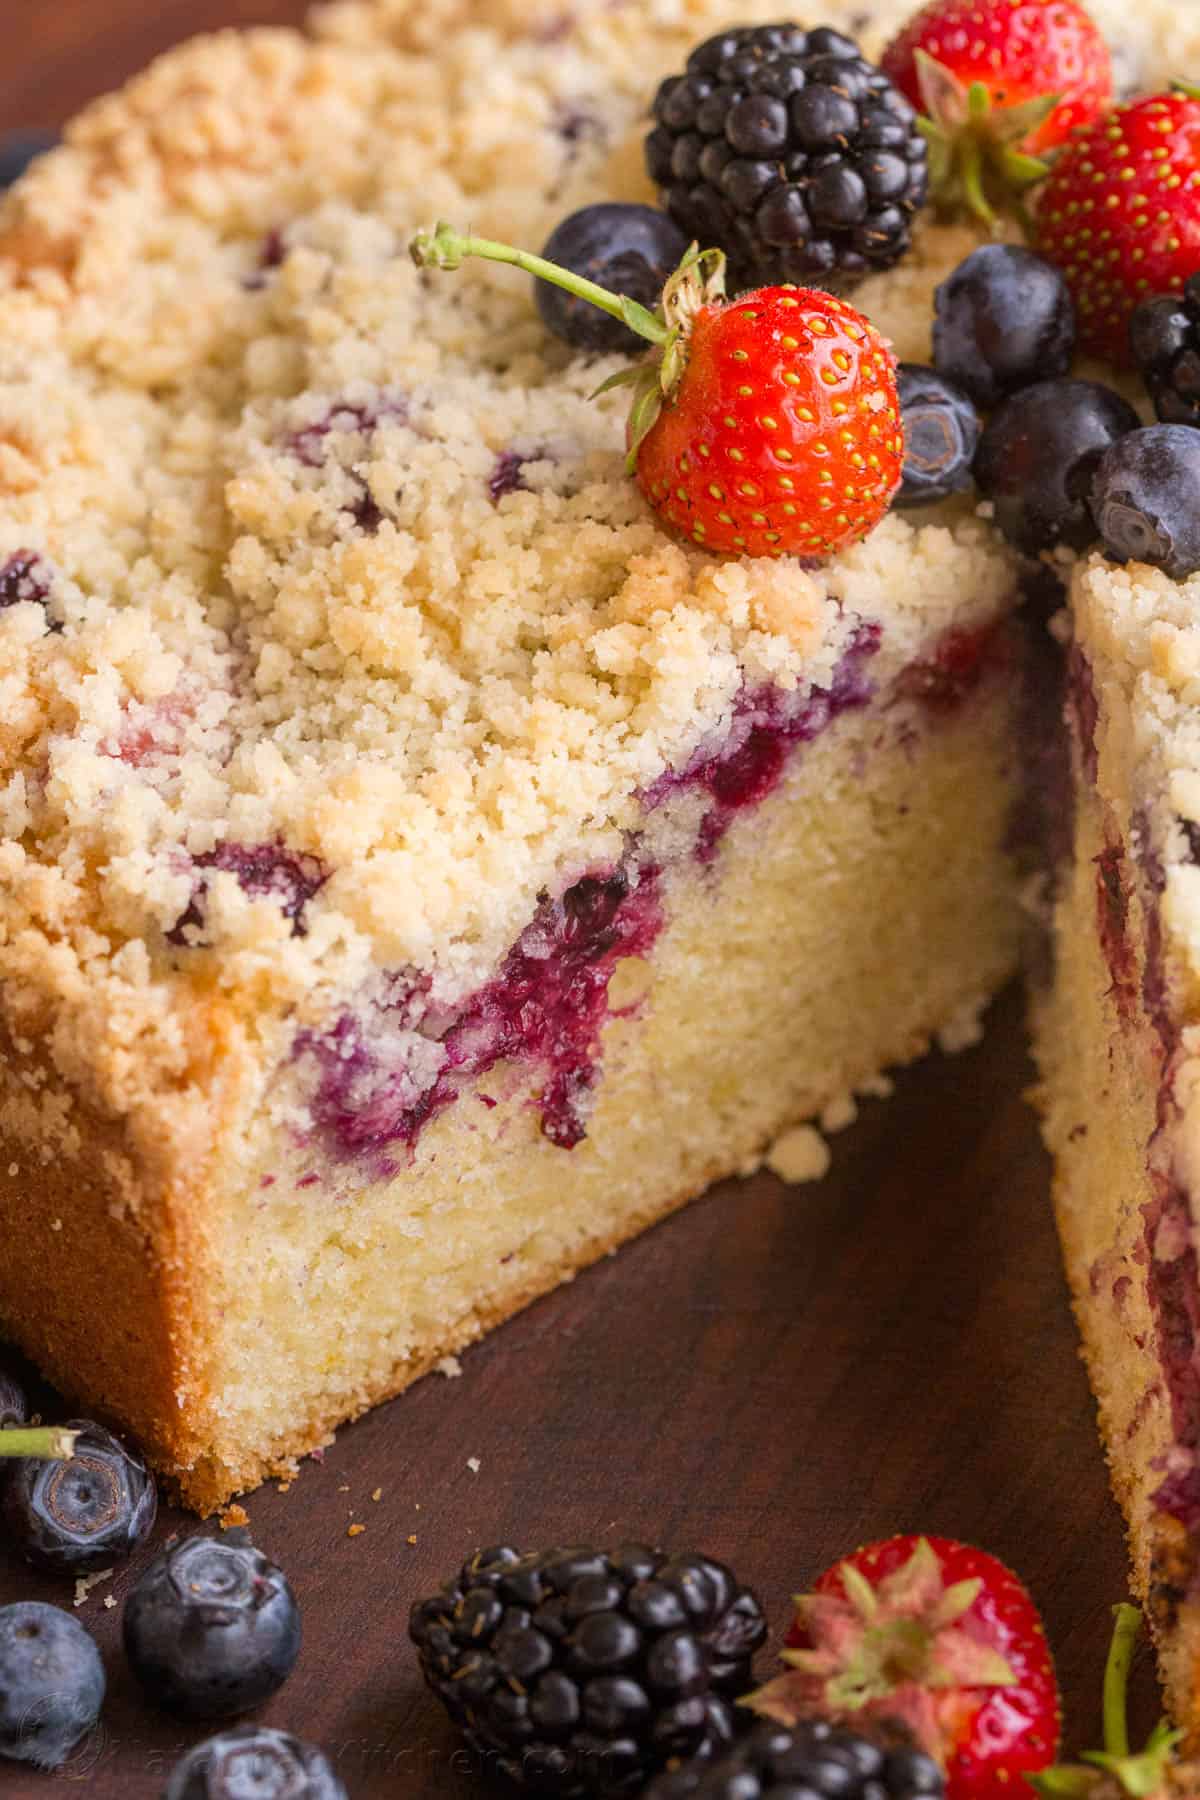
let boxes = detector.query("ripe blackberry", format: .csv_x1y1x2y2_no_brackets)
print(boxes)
646,24,928,290
646,1718,944,1799
410,1542,767,1795
1131,275,1200,426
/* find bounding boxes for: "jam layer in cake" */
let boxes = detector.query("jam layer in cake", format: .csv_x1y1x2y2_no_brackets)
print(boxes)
1033,560,1200,1745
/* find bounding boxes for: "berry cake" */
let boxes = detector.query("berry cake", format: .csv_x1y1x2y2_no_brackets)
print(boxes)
0,0,1028,1514
2,0,1200,1738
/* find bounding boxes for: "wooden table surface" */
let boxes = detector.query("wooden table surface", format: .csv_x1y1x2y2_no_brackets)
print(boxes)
0,5,1158,1796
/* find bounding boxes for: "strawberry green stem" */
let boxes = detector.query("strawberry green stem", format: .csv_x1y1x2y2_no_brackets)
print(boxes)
0,1425,78,1460
1102,1604,1141,1759
410,222,671,347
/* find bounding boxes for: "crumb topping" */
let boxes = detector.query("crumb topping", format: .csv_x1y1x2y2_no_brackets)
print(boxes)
1,0,1183,1125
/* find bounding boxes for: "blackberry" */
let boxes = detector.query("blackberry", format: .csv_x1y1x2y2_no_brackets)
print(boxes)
3,1419,157,1574
410,1542,767,1795
1131,275,1200,425
646,24,927,291
646,1719,945,1799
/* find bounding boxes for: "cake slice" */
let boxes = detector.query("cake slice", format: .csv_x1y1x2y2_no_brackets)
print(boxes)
0,0,1033,1510
1033,560,1200,1741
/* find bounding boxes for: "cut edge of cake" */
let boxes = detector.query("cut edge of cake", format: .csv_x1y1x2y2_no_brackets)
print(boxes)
1031,553,1200,1744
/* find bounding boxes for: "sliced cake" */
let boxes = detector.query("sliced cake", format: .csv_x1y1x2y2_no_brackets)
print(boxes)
1033,557,1200,1739
0,0,1032,1512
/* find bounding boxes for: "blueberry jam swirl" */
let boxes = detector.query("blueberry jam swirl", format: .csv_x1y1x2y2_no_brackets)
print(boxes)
295,615,1010,1171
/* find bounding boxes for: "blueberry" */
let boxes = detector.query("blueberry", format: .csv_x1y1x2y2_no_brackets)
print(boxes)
0,1602,105,1769
535,204,689,353
164,1725,348,1799
1131,282,1200,426
124,1533,301,1719
0,131,58,190
895,364,980,505
934,245,1075,410
3,1419,156,1573
0,1367,26,1429
974,378,1140,553
1090,425,1200,581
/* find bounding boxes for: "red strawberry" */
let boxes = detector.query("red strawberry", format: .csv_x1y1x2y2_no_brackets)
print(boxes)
410,225,902,562
634,285,902,561
882,0,1112,223
1035,90,1200,364
748,1534,1061,1800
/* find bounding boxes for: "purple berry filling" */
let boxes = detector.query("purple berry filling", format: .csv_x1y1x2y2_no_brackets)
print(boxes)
1146,1158,1200,1531
1068,642,1099,784
300,864,663,1167
0,550,58,631
642,623,881,862
489,449,539,504
296,610,1016,1168
169,842,328,946
1095,839,1137,1019
891,621,1009,716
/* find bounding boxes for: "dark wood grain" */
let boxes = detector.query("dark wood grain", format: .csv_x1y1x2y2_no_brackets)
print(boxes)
0,9,1153,1795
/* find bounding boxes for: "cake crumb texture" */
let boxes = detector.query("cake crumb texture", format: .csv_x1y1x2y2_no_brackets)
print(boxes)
0,0,1034,1133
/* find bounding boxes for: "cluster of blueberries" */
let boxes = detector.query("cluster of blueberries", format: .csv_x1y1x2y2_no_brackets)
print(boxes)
896,241,1200,582
0,1369,345,1796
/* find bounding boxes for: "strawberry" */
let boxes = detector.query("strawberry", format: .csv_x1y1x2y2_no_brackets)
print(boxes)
747,1534,1061,1800
882,0,1112,224
410,224,902,562
1034,90,1200,365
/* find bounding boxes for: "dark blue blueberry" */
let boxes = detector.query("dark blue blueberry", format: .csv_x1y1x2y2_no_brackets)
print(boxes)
0,1602,105,1769
535,203,689,354
0,1367,26,1430
164,1726,347,1799
973,378,1140,553
0,131,58,190
3,1419,156,1573
895,364,980,506
124,1533,301,1720
1131,276,1200,426
933,245,1075,410
1090,425,1200,580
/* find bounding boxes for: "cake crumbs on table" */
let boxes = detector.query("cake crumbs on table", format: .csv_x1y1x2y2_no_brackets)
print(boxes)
435,1355,463,1379
407,1534,418,1546
348,1523,366,1538
219,1504,250,1531
466,1457,481,1474
371,1487,382,1502
103,1595,117,1609
73,1567,115,1607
